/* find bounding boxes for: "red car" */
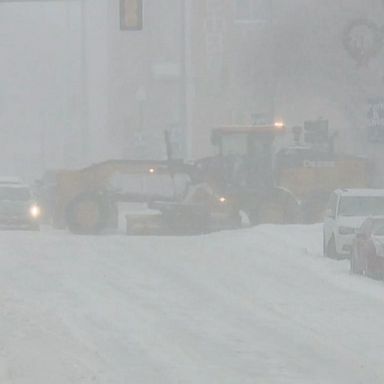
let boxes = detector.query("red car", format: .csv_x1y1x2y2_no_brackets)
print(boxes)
351,217,384,279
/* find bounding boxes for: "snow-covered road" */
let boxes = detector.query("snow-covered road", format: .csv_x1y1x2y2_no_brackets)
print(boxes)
0,225,384,383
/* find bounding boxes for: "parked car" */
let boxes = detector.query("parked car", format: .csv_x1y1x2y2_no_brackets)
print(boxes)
323,189,384,259
0,180,41,230
350,217,384,278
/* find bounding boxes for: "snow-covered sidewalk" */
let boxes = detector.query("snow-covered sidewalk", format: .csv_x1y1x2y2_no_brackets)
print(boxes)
0,225,383,383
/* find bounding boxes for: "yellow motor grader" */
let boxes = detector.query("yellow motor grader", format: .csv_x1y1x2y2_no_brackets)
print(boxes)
38,157,240,235
37,120,371,234
38,124,299,234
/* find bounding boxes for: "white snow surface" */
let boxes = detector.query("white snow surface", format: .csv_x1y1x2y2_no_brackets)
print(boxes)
0,225,384,383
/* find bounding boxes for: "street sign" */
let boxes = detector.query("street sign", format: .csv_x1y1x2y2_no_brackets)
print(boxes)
120,0,143,31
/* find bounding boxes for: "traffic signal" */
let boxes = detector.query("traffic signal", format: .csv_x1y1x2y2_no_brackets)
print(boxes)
120,0,143,31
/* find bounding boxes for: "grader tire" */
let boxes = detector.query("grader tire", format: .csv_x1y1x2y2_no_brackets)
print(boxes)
258,202,286,224
66,193,109,235
249,189,301,226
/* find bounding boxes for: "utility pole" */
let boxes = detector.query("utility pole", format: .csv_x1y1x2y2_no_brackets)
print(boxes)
80,0,89,164
180,0,188,158
180,0,195,159
269,0,277,123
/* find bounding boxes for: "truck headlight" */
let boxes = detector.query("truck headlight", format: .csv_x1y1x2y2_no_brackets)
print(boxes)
339,226,354,235
30,205,41,219
218,196,227,204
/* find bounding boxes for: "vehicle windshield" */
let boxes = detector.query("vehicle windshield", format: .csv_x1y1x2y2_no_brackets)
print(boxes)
338,196,384,217
221,134,271,158
0,186,31,201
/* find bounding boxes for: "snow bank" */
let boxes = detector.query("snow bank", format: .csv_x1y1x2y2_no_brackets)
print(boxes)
0,225,383,383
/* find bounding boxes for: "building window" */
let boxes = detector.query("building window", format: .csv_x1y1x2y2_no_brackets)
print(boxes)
234,0,270,23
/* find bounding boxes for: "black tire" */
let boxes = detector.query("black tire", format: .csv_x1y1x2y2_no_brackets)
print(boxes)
66,193,109,235
248,188,301,226
259,202,286,224
248,202,291,226
326,236,339,259
350,247,364,275
366,255,384,280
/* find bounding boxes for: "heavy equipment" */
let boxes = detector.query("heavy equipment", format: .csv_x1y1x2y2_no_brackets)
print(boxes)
192,119,371,225
275,120,371,222
38,123,298,234
38,159,192,234
38,156,240,235
38,120,370,234
193,123,301,225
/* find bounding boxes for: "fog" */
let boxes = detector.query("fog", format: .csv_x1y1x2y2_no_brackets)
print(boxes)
1,1,383,179
1,1,384,383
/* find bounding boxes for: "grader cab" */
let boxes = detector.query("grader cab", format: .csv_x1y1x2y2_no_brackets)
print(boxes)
195,123,301,225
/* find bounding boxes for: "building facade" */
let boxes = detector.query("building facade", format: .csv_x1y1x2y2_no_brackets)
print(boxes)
186,0,275,158
2,0,382,181
183,0,384,184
